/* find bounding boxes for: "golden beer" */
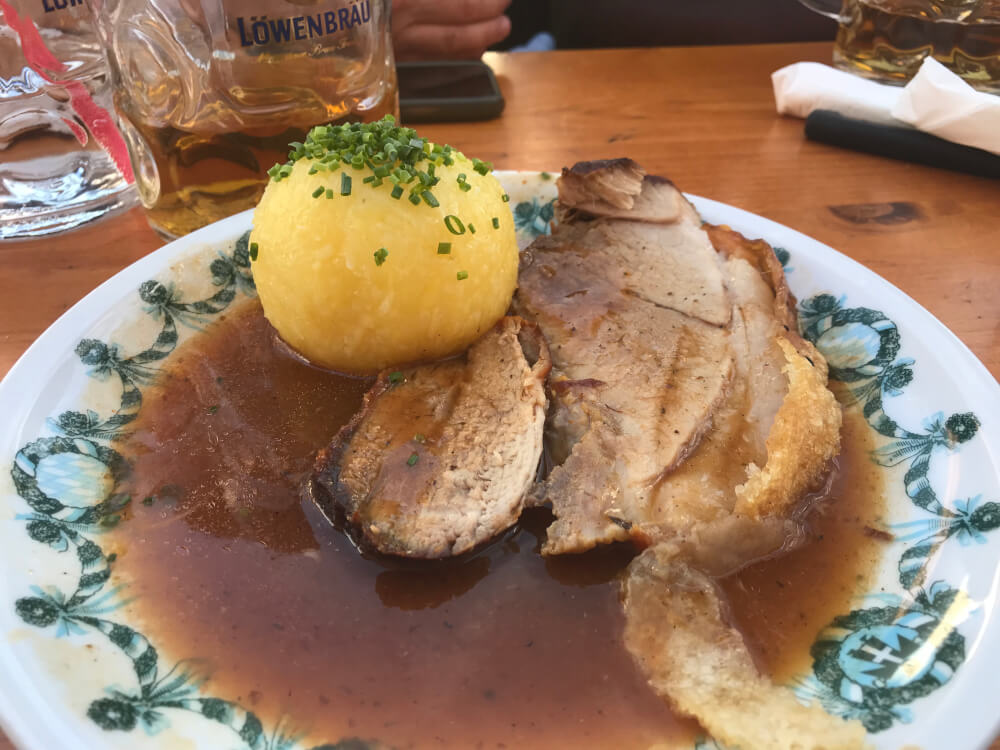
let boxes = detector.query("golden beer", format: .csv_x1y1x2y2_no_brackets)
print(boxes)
96,0,398,238
833,0,1000,92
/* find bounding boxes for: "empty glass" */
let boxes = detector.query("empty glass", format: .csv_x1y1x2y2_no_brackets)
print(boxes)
91,0,398,239
0,0,136,240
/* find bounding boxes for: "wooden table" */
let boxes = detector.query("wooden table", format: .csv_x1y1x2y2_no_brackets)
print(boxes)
0,42,997,750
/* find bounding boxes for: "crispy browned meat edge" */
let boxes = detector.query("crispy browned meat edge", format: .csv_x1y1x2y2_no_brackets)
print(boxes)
563,158,676,189
563,158,641,177
310,372,391,532
704,223,822,364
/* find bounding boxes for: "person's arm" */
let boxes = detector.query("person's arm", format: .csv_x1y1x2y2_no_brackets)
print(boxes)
392,0,512,60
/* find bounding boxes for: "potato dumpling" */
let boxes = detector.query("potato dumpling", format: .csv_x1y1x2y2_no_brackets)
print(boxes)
249,120,517,374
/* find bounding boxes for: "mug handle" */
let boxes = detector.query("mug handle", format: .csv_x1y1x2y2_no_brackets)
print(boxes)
795,0,848,23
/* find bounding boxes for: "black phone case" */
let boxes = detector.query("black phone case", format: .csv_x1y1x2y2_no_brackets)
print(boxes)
398,61,505,123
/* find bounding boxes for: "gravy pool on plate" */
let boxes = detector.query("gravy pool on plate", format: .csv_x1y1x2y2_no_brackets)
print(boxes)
108,299,887,750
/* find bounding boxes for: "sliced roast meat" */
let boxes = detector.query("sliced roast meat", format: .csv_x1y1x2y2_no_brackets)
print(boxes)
516,215,735,553
517,160,850,749
554,158,688,224
515,159,841,561
622,546,869,749
311,317,551,558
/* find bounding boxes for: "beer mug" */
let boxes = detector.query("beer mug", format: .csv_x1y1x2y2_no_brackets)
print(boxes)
91,0,398,239
797,0,1000,92
0,0,136,240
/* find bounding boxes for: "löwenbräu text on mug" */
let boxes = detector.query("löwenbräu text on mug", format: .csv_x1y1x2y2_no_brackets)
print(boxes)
236,1,372,48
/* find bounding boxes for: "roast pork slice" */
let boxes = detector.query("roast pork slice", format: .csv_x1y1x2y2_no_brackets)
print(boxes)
311,317,551,559
622,545,870,750
554,158,691,224
515,213,735,554
522,302,734,554
516,160,840,560
631,245,840,575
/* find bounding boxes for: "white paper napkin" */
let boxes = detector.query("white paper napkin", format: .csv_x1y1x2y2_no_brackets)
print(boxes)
772,58,1000,156
772,61,902,125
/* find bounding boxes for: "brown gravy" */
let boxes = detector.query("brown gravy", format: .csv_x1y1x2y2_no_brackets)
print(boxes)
110,299,886,749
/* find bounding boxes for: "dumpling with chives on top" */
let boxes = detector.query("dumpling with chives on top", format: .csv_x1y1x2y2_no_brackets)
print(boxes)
250,116,517,374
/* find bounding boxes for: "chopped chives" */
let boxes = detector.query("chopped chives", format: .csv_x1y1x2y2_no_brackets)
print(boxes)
249,242,259,261
391,184,403,200
468,223,476,234
443,215,465,235
407,452,419,467
408,193,422,205
325,188,333,199
491,217,500,229
501,193,509,202
388,371,403,385
266,116,496,208
311,186,324,198
373,247,388,266
414,433,426,443
456,270,469,281
437,242,452,254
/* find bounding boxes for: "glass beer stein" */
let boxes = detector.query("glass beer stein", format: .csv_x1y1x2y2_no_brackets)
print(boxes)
798,0,1000,92
0,0,136,239
91,0,398,238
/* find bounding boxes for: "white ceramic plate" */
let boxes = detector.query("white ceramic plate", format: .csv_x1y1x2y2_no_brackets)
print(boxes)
1,172,998,750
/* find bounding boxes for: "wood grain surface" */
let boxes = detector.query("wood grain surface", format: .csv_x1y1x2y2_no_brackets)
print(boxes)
0,42,997,750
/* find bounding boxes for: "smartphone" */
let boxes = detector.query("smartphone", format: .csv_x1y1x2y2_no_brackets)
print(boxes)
397,61,505,123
